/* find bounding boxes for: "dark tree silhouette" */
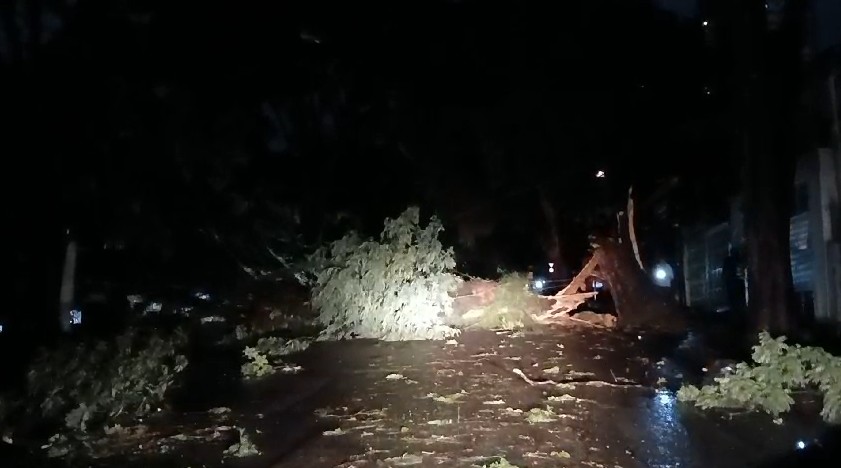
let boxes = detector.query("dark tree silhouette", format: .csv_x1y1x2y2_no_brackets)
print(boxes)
723,0,808,334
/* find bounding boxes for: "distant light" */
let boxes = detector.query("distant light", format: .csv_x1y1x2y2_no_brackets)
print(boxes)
533,279,545,290
127,294,145,309
200,315,226,324
548,262,554,268
0,324,4,333
70,309,82,325
593,280,604,290
653,262,674,287
796,440,806,450
596,170,605,178
702,20,709,26
548,267,555,273
194,291,211,301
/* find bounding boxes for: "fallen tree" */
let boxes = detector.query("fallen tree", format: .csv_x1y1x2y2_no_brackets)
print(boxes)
304,207,461,341
304,203,687,339
592,235,687,333
533,199,688,333
450,273,548,330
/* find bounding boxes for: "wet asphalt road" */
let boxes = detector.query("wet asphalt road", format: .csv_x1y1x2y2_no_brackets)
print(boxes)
5,324,837,468
260,326,837,468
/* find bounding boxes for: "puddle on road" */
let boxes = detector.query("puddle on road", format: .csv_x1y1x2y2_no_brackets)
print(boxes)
641,388,692,464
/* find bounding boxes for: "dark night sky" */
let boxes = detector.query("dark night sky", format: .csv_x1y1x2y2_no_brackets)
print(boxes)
1,0,838,322
2,2,711,209
0,1,723,298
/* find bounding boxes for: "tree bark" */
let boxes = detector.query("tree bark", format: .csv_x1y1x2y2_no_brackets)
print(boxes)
627,187,644,270
592,229,687,334
731,0,806,334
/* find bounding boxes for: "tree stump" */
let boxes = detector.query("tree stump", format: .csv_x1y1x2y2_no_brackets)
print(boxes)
592,236,687,334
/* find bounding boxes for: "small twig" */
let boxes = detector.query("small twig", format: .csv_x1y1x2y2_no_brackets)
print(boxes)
513,368,549,386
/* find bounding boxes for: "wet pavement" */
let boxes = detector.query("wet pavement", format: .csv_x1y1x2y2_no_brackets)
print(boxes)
9,324,838,468
266,326,834,468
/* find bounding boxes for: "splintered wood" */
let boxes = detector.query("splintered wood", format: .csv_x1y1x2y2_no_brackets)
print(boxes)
533,256,600,325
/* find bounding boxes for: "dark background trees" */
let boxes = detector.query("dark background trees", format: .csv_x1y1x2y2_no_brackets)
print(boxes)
704,0,830,335
2,0,833,338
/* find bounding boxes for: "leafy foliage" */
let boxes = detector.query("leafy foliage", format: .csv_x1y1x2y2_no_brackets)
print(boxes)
255,336,311,357
481,458,520,468
241,337,311,379
677,332,841,423
241,347,275,379
306,207,461,341
26,328,188,432
467,273,541,330
223,427,261,458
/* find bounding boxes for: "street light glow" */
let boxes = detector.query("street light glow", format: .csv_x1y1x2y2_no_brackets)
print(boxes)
655,267,667,280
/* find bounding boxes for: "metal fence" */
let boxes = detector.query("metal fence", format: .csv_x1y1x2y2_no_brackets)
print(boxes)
684,223,731,312
684,214,817,313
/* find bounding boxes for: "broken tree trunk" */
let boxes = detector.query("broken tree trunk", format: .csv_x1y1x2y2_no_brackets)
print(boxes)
628,187,644,271
592,218,687,334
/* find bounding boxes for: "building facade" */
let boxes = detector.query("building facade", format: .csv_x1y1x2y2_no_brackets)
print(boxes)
682,148,841,325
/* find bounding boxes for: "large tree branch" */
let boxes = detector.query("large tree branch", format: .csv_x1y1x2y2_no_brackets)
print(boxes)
627,186,643,271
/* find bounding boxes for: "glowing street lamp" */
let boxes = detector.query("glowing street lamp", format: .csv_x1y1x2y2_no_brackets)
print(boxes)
652,262,673,287
654,267,667,281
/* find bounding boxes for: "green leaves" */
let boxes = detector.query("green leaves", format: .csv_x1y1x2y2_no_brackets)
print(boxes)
240,337,311,379
678,332,841,423
241,347,274,379
466,274,540,330
26,328,189,432
307,207,460,341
